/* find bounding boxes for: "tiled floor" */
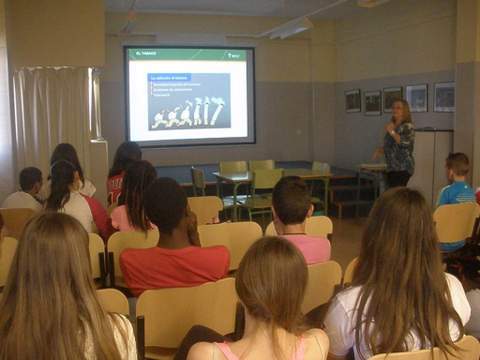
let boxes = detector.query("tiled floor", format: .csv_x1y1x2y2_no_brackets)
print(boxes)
330,217,366,271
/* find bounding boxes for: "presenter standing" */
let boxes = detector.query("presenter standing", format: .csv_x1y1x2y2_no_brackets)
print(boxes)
373,99,415,188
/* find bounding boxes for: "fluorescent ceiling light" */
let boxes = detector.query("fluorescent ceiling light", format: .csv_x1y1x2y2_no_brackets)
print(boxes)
357,0,391,8
262,17,314,40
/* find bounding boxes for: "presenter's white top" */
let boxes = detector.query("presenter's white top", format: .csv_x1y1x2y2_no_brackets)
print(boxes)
60,191,94,233
1,191,42,211
324,273,471,359
38,178,96,201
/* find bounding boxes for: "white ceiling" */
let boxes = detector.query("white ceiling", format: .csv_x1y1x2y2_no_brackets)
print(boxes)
104,0,369,19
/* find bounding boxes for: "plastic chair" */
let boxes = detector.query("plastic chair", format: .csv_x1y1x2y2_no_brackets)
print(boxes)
238,169,283,221
136,278,237,360
302,260,342,314
343,257,358,286
190,167,206,196
89,233,106,285
107,229,159,287
0,208,35,240
0,237,18,287
368,335,479,360
248,160,275,171
433,203,480,247
96,288,130,316
265,216,333,238
198,221,262,271
188,196,223,225
219,161,248,174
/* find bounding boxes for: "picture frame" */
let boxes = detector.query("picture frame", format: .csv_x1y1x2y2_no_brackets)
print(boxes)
434,82,455,113
345,89,361,113
405,84,428,113
383,87,403,113
364,90,382,116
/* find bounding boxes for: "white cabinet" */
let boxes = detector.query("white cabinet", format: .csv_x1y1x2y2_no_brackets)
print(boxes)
409,130,453,207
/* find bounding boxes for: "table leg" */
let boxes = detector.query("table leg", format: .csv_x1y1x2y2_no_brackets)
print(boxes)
323,178,329,216
216,178,221,197
355,172,361,217
232,183,240,222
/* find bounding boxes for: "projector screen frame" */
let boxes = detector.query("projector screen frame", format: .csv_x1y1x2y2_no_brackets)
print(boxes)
123,45,257,148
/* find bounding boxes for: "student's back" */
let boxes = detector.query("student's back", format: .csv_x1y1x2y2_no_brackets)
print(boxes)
437,152,476,206
120,178,229,296
0,213,136,360
272,176,331,264
2,167,43,211
324,188,470,360
187,237,329,360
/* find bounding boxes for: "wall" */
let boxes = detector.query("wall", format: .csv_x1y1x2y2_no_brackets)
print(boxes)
0,0,14,200
5,0,105,68
102,13,336,166
334,0,457,170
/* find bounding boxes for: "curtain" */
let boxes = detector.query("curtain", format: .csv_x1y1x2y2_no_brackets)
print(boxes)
12,67,91,178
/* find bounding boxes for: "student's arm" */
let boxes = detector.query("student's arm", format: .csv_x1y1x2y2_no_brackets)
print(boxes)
83,195,115,240
436,187,449,207
186,342,215,360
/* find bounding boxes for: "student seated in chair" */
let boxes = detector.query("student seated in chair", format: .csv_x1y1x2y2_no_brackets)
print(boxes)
324,188,470,360
437,152,476,252
272,176,331,264
2,167,43,211
120,177,230,297
185,236,329,360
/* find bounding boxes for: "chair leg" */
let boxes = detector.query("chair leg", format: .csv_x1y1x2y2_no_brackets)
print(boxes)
136,316,145,360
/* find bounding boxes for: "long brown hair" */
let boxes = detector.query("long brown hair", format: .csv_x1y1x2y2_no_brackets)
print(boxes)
391,99,413,124
352,188,464,359
236,236,308,359
0,213,130,360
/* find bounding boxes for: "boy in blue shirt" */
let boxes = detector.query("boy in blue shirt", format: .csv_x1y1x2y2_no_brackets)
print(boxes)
437,152,476,252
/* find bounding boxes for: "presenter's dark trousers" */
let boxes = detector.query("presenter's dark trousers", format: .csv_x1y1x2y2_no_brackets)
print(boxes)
386,171,411,189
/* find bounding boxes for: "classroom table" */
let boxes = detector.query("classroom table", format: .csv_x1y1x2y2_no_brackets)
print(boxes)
213,168,331,221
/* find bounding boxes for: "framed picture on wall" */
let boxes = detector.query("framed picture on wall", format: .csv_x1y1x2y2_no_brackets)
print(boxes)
345,89,361,113
405,84,428,113
383,87,403,113
434,82,455,112
364,90,382,116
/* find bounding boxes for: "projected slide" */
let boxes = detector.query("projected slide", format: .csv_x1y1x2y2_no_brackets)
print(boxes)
125,47,255,147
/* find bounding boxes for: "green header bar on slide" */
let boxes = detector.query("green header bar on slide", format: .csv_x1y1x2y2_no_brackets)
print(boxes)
128,48,247,61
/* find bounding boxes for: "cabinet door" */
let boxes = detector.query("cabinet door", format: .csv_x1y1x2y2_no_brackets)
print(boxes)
432,132,453,207
409,132,435,205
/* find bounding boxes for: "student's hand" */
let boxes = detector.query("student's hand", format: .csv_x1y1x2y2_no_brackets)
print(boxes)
186,207,200,246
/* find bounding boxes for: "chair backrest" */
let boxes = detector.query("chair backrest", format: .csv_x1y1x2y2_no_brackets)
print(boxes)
136,277,237,348
190,167,206,196
96,288,130,316
343,257,358,286
199,222,263,271
188,196,223,225
265,216,333,237
0,237,18,287
107,229,159,283
248,160,275,171
368,335,479,360
312,161,331,175
89,233,105,280
0,208,35,240
302,260,342,313
252,169,283,191
219,161,248,174
433,203,480,243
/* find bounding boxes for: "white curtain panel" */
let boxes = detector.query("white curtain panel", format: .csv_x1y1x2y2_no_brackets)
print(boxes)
12,67,91,178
